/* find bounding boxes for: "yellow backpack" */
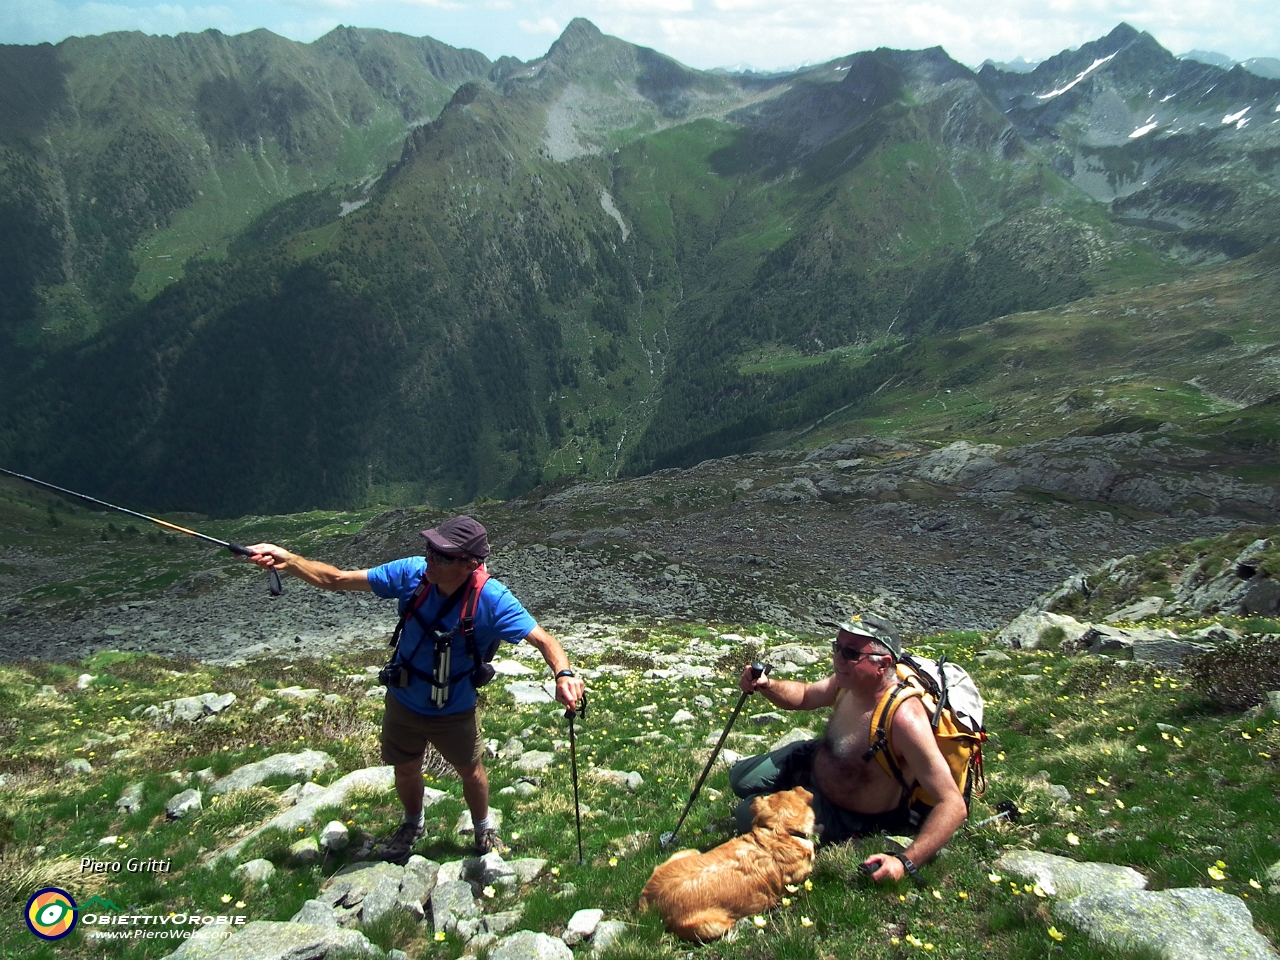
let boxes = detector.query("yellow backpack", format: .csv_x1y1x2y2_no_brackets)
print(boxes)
861,654,987,827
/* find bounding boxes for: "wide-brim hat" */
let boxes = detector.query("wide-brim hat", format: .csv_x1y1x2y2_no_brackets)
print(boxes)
420,515,490,559
821,614,902,658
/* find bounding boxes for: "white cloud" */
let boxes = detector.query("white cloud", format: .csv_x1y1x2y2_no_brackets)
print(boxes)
518,16,561,35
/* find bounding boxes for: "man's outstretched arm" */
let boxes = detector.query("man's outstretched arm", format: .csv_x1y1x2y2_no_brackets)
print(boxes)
244,543,372,592
738,664,840,711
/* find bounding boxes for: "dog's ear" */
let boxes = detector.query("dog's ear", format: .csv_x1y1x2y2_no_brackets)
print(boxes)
792,786,814,804
750,792,781,828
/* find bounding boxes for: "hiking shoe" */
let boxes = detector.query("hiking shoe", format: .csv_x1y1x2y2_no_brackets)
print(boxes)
377,822,424,864
474,826,510,856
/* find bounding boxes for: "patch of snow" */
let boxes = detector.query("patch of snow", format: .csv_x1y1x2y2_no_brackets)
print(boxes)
338,199,368,217
1160,94,1175,102
1222,106,1250,124
1036,53,1116,100
1129,121,1159,138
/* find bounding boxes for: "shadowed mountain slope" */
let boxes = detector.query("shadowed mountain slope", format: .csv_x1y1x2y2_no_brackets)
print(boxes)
1,21,1276,518
0,27,492,378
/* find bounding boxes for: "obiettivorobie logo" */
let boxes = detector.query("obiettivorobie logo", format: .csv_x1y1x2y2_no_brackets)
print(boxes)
25,887,78,941
26,886,248,943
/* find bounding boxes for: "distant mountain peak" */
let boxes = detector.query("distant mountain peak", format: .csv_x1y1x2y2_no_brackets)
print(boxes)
547,18,607,62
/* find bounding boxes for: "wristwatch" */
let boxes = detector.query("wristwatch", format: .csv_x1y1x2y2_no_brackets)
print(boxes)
554,669,576,680
893,852,926,886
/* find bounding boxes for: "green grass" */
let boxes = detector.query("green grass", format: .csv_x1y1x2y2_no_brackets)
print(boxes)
1,621,1276,959
798,247,1280,451
0,472,388,617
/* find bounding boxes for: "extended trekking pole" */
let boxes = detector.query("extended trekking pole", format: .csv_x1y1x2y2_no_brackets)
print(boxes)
0,467,283,596
970,798,1020,829
660,661,773,848
565,691,588,864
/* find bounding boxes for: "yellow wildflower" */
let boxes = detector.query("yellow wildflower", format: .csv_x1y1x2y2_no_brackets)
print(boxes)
1048,927,1065,941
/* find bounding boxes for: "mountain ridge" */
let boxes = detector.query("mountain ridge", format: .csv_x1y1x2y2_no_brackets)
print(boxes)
0,20,1277,518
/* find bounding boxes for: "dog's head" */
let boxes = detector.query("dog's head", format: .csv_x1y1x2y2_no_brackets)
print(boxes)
749,786,815,837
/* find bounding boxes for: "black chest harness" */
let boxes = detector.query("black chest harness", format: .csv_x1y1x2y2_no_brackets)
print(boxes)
388,568,495,708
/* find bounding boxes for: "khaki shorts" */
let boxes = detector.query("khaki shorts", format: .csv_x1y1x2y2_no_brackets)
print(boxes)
381,692,483,769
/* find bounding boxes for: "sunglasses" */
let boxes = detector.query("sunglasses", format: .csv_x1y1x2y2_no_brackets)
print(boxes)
427,548,471,567
831,640,887,663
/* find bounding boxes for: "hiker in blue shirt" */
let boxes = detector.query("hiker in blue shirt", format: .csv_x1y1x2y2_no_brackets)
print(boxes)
247,516,584,862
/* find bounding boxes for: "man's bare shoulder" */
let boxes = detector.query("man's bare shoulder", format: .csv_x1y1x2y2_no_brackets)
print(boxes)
890,695,943,748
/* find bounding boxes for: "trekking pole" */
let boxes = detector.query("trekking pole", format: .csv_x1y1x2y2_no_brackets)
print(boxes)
0,467,283,596
565,691,587,864
970,799,1020,829
660,661,772,848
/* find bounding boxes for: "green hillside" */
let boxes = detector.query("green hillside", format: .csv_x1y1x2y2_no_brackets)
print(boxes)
1,21,1278,516
0,27,492,380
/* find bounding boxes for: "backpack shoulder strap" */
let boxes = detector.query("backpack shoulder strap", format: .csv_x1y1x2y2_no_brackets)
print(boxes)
388,575,434,650
459,567,491,643
863,666,926,792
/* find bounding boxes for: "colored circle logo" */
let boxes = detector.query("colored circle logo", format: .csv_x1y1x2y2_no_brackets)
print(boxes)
26,887,78,940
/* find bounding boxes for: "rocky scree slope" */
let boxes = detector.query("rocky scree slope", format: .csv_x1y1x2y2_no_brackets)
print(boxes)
3,432,1267,663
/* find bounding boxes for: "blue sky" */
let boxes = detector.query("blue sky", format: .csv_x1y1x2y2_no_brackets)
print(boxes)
3,0,1278,71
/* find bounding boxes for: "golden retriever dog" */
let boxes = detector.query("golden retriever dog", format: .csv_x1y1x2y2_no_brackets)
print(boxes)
639,786,815,941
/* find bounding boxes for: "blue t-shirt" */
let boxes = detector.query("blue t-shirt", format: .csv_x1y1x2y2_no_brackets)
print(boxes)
367,557,537,716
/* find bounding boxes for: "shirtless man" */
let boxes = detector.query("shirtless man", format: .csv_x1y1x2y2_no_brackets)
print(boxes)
727,615,966,884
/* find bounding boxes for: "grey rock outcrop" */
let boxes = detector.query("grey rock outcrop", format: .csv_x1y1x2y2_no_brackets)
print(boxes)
996,611,1090,649
288,837,321,866
1053,887,1278,960
214,766,430,864
489,930,573,960
290,900,338,927
165,789,202,819
167,692,236,723
318,856,439,924
115,782,145,814
209,750,334,795
591,920,629,954
1105,596,1165,622
516,751,556,772
769,728,817,751
319,821,349,851
233,858,275,884
564,908,603,945
588,769,643,791
996,850,1148,898
431,880,481,934
506,681,555,705
158,920,380,959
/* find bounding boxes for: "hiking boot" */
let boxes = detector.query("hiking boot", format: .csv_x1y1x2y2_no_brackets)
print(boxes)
474,826,510,856
377,821,424,864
